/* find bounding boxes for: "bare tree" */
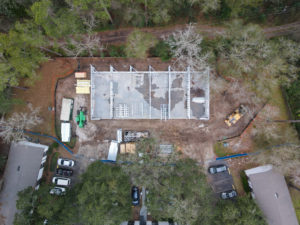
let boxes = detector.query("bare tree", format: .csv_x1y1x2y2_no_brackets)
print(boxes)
60,33,105,57
166,24,210,71
59,14,105,57
0,104,42,143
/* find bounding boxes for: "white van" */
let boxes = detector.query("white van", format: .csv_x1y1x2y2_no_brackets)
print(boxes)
52,177,71,186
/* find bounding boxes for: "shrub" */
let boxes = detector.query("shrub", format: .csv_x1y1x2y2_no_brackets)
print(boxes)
240,171,251,193
150,40,172,61
50,152,59,172
66,136,76,149
213,142,232,157
107,45,126,57
125,30,158,58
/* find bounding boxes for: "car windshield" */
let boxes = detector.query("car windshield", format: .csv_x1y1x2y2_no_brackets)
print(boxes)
55,189,62,194
216,166,225,172
229,191,236,197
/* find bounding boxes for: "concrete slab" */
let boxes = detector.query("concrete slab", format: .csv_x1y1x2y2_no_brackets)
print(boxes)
90,65,210,120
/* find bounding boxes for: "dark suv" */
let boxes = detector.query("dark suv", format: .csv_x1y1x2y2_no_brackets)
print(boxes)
56,168,73,176
131,186,140,206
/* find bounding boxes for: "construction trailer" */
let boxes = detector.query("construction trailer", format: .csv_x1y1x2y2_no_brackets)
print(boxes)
61,122,71,142
60,98,74,121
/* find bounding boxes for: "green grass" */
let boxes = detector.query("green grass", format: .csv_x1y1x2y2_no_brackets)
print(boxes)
66,137,76,149
47,142,59,156
50,152,60,172
290,188,300,223
240,171,251,193
213,142,233,157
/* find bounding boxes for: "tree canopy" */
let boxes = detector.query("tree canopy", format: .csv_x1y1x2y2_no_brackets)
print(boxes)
14,161,132,225
213,196,267,225
76,162,131,225
125,30,158,58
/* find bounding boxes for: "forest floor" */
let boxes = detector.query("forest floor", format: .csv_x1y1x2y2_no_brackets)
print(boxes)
98,20,300,44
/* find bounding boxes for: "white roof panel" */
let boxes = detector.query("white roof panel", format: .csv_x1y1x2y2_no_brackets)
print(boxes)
107,141,118,161
60,98,73,121
61,122,71,142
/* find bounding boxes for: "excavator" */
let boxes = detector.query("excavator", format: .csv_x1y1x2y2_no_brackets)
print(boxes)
225,105,247,127
76,107,87,128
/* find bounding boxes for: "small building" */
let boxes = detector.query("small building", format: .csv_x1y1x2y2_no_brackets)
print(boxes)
61,122,71,142
76,79,90,94
245,165,299,225
60,98,73,121
75,72,87,79
0,142,48,225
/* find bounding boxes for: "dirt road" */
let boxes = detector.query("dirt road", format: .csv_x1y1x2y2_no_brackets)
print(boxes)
99,20,300,44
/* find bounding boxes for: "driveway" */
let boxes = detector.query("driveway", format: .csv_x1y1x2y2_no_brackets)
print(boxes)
207,160,235,196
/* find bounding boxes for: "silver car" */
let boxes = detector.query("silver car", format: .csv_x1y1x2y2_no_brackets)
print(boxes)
208,165,228,174
221,190,237,199
50,187,66,195
57,158,75,167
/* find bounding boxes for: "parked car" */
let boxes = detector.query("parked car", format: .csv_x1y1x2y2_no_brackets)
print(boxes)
56,168,73,176
208,165,228,174
50,187,66,195
57,158,75,167
131,186,140,206
220,190,237,199
52,177,71,186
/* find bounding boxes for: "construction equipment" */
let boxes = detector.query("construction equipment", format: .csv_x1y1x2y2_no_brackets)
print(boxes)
76,107,87,128
225,105,246,127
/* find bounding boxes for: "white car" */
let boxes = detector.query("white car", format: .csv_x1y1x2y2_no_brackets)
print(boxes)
52,177,71,186
57,158,75,167
50,187,66,195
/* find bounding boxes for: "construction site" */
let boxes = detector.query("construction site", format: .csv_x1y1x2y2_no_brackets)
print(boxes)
14,57,269,182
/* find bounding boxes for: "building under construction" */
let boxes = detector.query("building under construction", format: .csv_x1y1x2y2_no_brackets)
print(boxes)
90,65,209,120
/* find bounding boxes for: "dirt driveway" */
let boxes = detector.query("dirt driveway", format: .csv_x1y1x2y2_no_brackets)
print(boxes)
98,20,300,44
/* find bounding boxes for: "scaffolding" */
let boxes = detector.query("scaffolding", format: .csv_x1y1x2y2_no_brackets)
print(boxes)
90,65,209,120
